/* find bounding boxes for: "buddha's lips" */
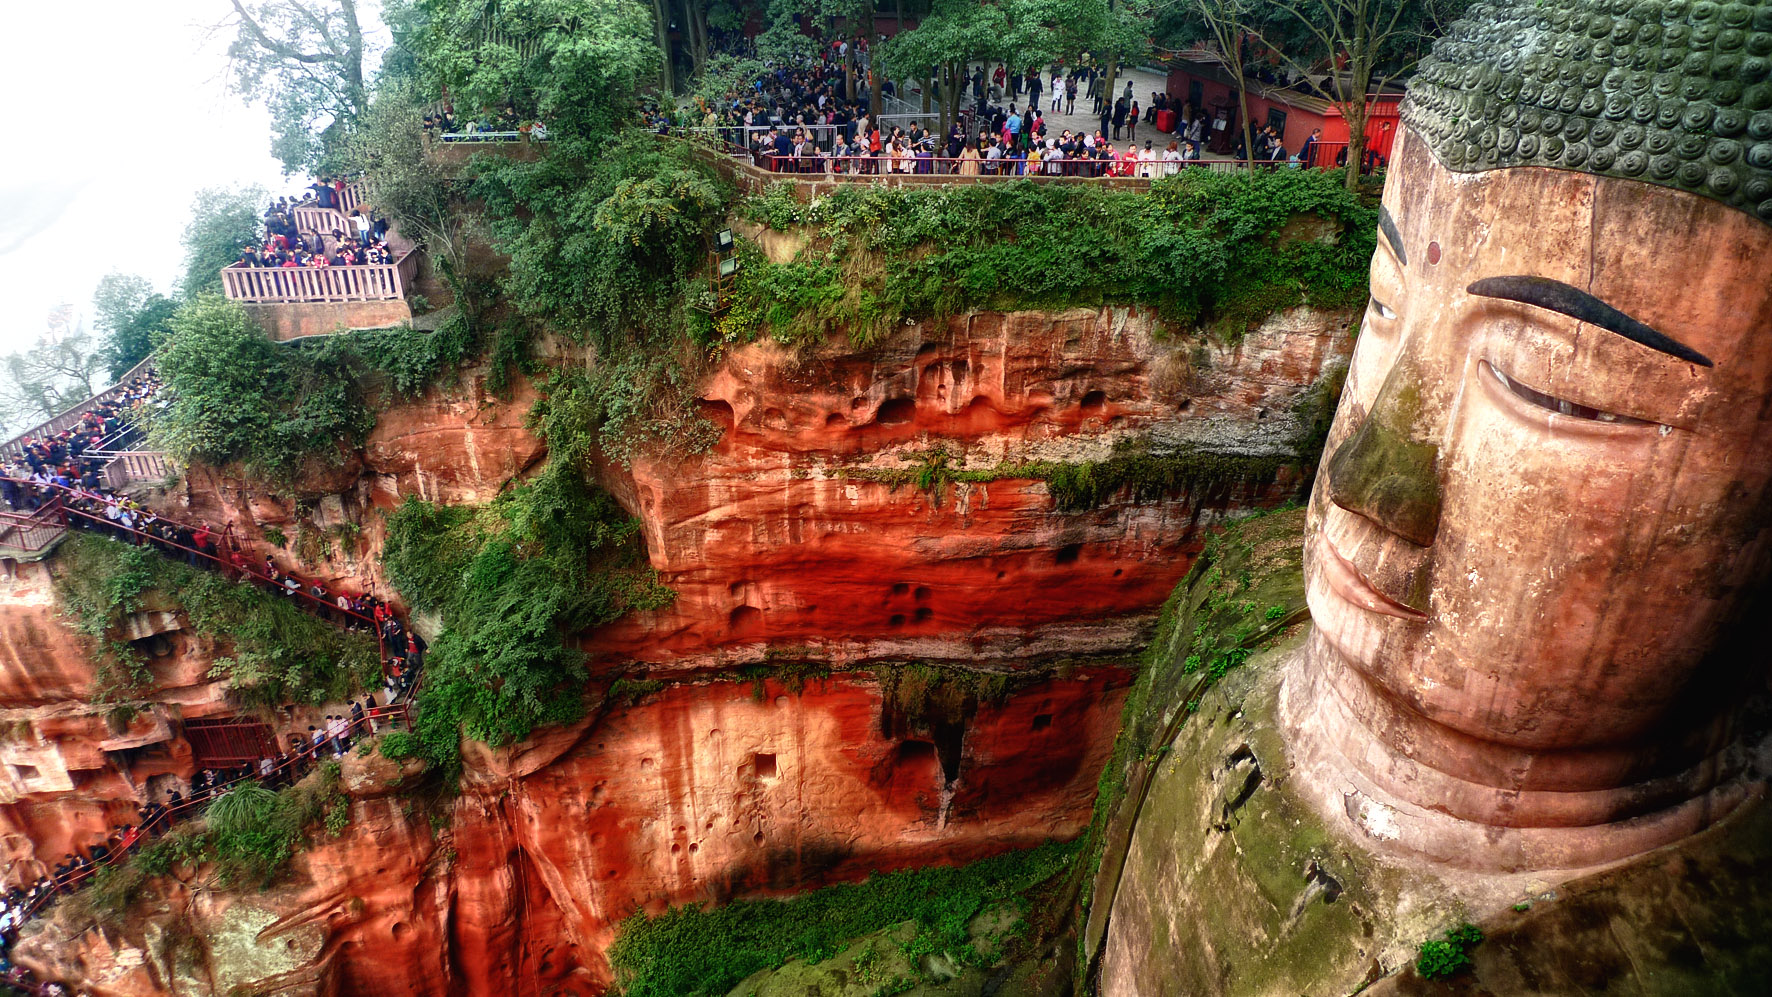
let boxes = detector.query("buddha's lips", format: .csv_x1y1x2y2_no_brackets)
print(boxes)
1317,529,1428,621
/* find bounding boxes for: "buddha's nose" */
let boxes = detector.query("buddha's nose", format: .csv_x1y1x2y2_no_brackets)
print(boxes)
1326,362,1442,547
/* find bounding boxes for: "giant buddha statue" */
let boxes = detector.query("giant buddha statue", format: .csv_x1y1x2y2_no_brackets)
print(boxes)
1285,0,1772,871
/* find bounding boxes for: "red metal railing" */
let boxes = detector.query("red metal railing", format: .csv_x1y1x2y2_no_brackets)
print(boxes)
0,700,413,992
0,499,67,554
1,478,394,684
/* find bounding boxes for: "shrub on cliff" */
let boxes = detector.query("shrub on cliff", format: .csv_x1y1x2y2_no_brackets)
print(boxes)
608,840,1074,997
725,169,1377,348
147,297,478,484
381,470,673,776
54,532,378,709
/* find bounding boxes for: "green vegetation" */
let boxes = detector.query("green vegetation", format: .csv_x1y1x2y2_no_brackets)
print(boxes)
74,763,352,923
380,476,673,778
54,532,377,710
607,840,1075,997
1070,506,1310,957
1416,923,1485,979
147,296,479,483
850,442,1290,512
725,170,1376,349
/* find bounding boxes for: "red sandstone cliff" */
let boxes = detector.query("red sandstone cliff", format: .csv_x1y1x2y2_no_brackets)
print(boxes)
3,305,1352,995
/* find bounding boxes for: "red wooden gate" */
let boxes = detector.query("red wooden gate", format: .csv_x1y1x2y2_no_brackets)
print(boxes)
184,717,278,767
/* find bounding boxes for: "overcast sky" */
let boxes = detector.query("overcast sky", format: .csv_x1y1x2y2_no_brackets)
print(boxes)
0,2,389,361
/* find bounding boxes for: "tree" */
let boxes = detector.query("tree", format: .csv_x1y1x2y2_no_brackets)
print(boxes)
338,82,479,305
91,274,178,379
1179,0,1257,173
0,307,109,433
881,0,1008,136
1261,0,1462,188
400,0,661,140
147,296,309,476
220,0,375,173
180,186,270,300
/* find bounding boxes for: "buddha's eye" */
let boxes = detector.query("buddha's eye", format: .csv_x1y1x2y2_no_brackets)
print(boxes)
1371,298,1397,321
1490,365,1652,426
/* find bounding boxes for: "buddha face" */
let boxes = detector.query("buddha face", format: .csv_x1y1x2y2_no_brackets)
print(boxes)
1301,126,1772,834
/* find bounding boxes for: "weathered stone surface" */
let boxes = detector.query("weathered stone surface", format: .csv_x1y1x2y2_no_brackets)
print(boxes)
1292,125,1772,869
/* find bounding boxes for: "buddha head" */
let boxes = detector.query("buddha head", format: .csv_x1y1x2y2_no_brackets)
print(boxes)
1288,0,1772,870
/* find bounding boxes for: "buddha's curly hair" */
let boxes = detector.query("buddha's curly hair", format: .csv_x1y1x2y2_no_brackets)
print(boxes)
1404,0,1772,222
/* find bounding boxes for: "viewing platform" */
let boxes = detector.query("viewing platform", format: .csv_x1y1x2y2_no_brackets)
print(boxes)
0,356,169,492
221,182,423,341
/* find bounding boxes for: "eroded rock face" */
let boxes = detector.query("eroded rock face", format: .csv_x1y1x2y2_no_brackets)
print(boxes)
600,306,1352,667
10,306,1351,994
18,671,1125,994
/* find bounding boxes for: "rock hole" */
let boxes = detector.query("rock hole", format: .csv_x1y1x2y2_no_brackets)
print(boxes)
913,607,933,622
728,581,746,596
391,921,411,941
916,342,942,359
933,721,965,786
851,396,867,411
729,605,762,635
698,398,736,428
753,753,778,780
892,582,910,595
1056,543,1082,565
913,586,931,601
950,359,969,380
897,740,936,763
996,570,1006,580
876,397,917,425
640,758,654,770
671,843,682,854
753,831,765,845
1256,408,1268,420
1177,398,1191,411
1031,714,1052,731
689,843,699,853
1080,389,1107,413
760,407,790,430
889,613,907,627
1113,568,1123,577
825,412,846,427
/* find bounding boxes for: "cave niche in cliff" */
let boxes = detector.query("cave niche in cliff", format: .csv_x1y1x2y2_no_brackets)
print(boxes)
875,397,916,425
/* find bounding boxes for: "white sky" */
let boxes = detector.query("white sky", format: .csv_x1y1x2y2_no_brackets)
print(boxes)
0,2,389,359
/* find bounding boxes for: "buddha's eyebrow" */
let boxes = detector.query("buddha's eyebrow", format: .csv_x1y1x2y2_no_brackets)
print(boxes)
1467,275,1712,368
1378,206,1407,266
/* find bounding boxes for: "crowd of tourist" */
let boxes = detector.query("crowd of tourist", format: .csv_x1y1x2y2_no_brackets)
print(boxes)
0,456,423,992
232,185,396,272
5,371,163,493
422,101,549,142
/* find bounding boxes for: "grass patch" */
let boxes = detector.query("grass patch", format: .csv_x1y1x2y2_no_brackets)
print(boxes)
54,531,378,710
607,840,1075,997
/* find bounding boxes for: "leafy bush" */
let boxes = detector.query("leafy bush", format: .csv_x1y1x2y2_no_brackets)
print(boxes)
377,731,420,761
607,841,1074,997
1417,923,1485,979
148,297,478,484
54,532,378,709
381,469,673,777
727,170,1377,347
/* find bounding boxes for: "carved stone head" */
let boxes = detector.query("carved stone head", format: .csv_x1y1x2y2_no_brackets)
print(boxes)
1287,0,1772,870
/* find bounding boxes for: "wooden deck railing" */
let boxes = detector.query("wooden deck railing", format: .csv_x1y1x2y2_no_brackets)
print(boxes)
94,451,170,489
220,250,418,304
0,355,156,462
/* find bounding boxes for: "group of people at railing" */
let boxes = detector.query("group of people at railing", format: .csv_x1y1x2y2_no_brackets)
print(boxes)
422,102,549,143
753,117,1209,178
5,370,163,490
0,465,426,991
0,699,415,997
236,187,394,271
